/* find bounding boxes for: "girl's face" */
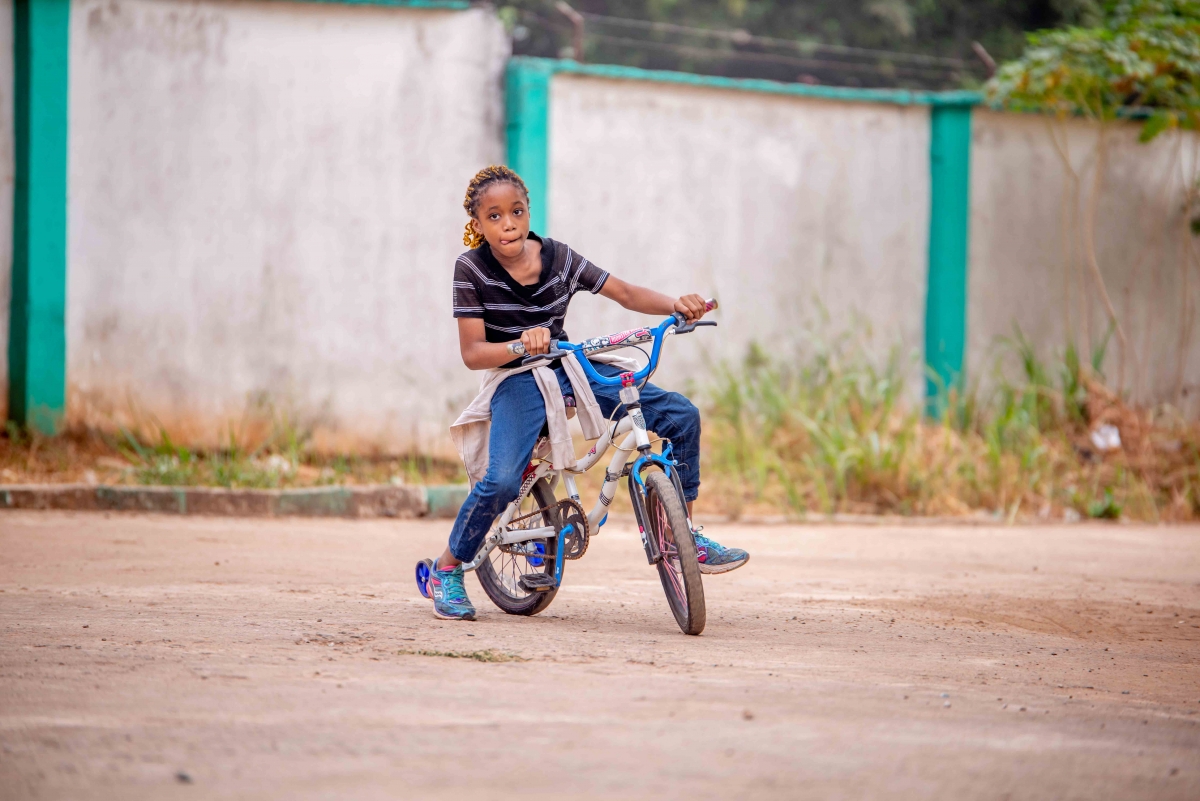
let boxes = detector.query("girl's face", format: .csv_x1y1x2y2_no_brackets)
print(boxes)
472,182,530,259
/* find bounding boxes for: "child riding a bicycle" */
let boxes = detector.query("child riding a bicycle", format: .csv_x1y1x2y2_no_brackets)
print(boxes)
425,165,749,622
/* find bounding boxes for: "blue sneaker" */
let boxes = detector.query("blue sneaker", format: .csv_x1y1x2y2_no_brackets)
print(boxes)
693,531,749,574
428,562,476,621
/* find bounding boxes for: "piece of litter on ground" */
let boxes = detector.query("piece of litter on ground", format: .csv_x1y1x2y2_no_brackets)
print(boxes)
1090,424,1121,452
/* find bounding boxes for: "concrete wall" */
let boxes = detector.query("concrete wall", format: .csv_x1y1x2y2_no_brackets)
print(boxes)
25,5,1196,451
67,0,508,450
0,0,13,420
969,110,1200,414
547,73,933,390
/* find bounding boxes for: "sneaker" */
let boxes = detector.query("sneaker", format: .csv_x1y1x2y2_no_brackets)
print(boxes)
693,531,749,574
429,561,476,621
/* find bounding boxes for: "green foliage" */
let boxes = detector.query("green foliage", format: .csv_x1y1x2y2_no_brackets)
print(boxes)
5,420,28,447
1087,488,1124,517
707,332,926,515
988,0,1200,141
703,325,1200,521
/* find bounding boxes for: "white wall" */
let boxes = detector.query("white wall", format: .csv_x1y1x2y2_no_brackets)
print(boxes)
55,5,1199,455
969,110,1200,413
67,0,508,450
0,0,13,419
547,74,932,392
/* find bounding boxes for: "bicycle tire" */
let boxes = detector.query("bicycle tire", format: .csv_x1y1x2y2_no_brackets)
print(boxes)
476,478,563,616
644,468,706,635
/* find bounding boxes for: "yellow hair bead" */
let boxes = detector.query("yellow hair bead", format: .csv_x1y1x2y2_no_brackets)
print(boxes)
463,221,485,249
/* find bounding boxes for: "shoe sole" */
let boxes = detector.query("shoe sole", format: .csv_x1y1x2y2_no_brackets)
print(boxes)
698,554,750,575
429,588,476,621
431,604,476,621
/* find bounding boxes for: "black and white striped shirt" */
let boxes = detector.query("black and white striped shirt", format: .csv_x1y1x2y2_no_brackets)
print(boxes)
452,232,609,345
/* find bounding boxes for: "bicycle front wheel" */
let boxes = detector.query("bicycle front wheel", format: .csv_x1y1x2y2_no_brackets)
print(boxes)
644,468,706,635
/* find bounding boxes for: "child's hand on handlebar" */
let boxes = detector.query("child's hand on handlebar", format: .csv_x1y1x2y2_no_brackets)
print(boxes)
674,294,709,322
520,326,553,356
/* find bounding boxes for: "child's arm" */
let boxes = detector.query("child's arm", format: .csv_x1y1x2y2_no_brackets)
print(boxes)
598,276,709,322
457,318,552,370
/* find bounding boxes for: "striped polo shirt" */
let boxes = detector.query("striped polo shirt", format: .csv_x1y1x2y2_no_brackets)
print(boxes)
452,232,609,345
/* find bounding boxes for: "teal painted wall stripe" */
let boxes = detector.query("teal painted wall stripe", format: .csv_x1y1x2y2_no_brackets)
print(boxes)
924,105,973,413
505,55,979,238
9,0,70,434
506,58,553,235
513,56,981,108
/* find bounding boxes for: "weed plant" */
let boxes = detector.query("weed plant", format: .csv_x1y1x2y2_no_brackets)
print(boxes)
702,329,1200,522
0,411,465,489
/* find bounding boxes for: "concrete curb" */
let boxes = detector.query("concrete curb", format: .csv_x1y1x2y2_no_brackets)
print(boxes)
0,484,435,519
0,484,1101,525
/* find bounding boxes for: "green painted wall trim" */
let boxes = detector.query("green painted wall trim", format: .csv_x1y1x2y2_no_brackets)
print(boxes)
284,0,470,9
506,58,553,235
924,104,973,415
9,0,70,435
512,56,981,108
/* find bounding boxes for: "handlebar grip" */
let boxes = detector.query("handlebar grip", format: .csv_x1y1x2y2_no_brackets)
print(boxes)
519,340,567,366
704,298,718,312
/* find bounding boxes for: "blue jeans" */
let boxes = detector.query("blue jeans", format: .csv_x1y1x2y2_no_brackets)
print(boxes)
447,363,701,562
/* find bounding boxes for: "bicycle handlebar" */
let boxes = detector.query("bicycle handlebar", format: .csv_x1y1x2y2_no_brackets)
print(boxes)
514,298,718,386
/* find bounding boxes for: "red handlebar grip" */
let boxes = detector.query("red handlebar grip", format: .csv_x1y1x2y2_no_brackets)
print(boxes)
704,298,718,312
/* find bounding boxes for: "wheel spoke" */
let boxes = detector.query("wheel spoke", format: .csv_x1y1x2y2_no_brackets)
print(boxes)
652,489,687,613
484,482,559,605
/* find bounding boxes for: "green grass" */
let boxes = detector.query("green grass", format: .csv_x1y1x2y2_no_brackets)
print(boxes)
702,326,1200,522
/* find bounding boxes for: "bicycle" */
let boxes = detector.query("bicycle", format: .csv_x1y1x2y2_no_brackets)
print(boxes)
416,299,719,635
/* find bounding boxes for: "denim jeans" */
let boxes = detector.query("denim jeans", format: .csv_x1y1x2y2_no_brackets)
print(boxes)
447,363,701,562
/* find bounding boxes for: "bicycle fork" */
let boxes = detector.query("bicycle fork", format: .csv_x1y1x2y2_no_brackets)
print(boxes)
618,373,688,567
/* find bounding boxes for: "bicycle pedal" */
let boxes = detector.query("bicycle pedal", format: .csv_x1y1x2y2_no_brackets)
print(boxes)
518,573,558,593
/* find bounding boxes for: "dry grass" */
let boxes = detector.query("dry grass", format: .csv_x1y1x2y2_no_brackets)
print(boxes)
700,332,1200,523
0,419,464,489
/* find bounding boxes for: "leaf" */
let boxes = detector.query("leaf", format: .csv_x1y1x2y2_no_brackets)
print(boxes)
1138,110,1174,141
1087,490,1122,520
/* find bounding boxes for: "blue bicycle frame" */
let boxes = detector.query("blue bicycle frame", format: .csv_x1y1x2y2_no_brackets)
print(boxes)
524,309,715,388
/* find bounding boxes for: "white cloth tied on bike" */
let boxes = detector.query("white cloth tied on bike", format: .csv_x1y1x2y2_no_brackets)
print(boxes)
450,352,638,487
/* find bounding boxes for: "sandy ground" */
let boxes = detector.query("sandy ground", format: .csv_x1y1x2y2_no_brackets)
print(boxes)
1,512,1199,800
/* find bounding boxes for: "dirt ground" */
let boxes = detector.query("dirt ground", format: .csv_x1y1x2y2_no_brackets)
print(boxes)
1,512,1199,800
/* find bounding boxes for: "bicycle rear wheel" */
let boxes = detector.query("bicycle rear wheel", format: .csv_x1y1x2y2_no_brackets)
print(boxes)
644,468,706,635
476,478,563,616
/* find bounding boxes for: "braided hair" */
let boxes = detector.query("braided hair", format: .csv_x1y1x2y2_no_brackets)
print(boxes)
462,165,530,249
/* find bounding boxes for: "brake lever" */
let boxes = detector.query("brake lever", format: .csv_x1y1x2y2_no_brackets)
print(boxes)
521,348,570,366
674,320,718,335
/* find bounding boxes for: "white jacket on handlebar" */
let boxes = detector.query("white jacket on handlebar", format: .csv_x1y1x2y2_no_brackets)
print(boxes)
450,352,638,487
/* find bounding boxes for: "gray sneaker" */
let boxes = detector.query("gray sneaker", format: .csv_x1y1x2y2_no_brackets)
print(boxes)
694,532,750,574
428,562,476,621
